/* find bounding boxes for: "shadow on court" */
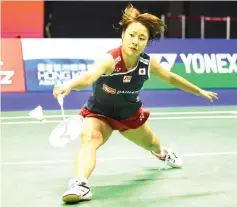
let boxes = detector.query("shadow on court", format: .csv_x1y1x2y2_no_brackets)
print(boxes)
62,167,226,207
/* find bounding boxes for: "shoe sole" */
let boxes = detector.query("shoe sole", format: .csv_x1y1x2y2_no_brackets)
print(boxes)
62,194,92,204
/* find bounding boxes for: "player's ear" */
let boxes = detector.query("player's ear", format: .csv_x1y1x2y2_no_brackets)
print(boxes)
121,31,125,40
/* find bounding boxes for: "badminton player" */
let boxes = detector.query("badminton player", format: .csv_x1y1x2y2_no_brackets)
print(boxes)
53,3,218,204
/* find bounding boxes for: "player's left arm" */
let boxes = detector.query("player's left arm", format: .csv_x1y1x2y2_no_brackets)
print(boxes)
149,57,218,102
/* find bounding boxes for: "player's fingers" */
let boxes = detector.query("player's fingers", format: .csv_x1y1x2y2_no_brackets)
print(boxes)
203,93,213,102
53,90,57,99
208,96,213,102
53,88,58,98
53,86,63,98
211,92,218,100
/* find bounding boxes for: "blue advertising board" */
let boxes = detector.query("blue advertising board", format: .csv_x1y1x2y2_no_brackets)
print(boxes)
24,58,94,91
22,39,237,92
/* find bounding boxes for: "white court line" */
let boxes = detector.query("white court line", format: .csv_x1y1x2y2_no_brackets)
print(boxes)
150,115,237,120
151,111,237,115
1,111,237,120
0,120,63,125
1,151,237,165
1,115,237,125
0,115,72,120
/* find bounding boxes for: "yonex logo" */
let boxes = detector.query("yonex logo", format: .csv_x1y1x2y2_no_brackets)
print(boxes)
139,113,145,121
151,53,237,74
151,54,177,71
115,67,121,72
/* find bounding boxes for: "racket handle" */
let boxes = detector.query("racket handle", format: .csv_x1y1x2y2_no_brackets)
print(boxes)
57,94,64,106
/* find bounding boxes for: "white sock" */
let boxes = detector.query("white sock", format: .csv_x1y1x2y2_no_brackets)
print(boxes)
68,176,88,187
75,176,88,184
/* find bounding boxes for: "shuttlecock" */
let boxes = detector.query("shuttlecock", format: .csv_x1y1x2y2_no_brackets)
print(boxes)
29,105,44,121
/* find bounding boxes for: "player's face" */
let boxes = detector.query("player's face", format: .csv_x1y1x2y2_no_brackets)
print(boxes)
122,22,149,56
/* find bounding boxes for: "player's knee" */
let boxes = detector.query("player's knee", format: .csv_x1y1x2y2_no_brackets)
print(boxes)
80,130,103,147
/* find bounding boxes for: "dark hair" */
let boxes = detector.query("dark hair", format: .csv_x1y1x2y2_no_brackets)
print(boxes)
118,3,166,41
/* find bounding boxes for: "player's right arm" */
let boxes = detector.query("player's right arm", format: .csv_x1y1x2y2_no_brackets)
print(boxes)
53,53,114,98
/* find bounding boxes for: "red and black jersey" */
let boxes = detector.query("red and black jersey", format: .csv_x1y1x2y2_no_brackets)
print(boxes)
85,46,151,120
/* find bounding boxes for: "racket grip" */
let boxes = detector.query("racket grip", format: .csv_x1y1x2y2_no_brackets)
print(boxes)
57,94,64,106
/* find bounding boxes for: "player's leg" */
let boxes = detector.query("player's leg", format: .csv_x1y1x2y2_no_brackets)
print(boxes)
120,121,162,153
120,121,182,168
75,117,113,178
62,117,113,203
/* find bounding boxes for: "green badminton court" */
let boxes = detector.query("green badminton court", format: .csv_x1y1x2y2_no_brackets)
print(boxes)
1,106,237,207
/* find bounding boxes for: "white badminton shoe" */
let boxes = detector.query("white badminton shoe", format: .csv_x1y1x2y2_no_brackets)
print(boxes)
151,146,183,169
62,178,92,204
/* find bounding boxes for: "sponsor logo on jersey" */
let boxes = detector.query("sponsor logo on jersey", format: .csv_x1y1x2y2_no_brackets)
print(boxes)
114,56,121,64
139,113,145,121
102,84,116,94
139,68,146,75
123,76,132,83
115,67,121,72
117,90,139,95
139,57,149,65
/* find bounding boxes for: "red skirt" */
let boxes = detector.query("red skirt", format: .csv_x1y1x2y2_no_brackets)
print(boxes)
79,107,150,131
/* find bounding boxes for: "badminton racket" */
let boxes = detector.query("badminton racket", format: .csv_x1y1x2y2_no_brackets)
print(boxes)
49,95,84,147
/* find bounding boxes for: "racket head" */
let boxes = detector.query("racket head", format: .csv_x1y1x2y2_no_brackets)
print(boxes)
49,115,84,147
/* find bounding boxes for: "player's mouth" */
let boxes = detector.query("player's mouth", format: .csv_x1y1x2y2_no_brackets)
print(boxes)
129,47,138,52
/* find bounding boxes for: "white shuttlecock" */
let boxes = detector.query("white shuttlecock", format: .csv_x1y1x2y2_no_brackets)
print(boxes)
29,105,44,121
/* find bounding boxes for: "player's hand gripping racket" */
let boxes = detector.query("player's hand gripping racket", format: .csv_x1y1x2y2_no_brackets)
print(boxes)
49,95,84,147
